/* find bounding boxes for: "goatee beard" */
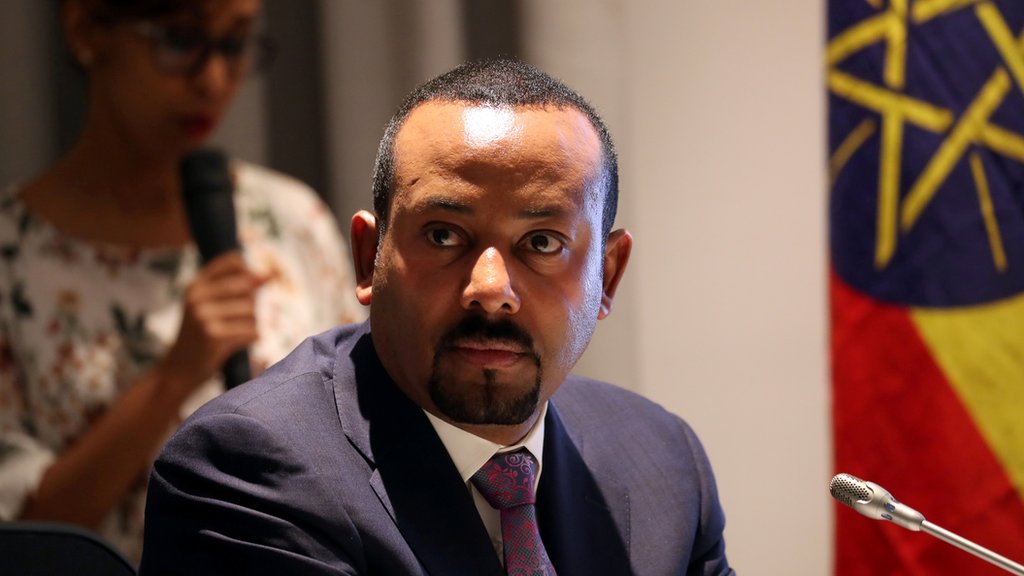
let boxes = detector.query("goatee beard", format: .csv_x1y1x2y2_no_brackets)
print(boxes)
428,315,542,425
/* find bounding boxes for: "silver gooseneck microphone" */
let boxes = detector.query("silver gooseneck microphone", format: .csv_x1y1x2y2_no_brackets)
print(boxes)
830,473,1024,576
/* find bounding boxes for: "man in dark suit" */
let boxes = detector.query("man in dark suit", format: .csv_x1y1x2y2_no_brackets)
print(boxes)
140,60,733,576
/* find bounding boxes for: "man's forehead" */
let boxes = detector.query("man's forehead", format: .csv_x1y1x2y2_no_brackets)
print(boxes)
461,106,518,148
394,101,603,177
397,101,598,144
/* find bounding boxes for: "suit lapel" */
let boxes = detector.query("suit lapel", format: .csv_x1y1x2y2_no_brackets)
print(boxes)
334,329,503,576
537,402,632,576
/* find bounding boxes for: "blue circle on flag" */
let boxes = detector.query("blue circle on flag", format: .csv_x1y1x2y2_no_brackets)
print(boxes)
829,2,1024,307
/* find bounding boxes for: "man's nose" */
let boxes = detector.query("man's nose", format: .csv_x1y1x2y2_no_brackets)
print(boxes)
461,247,521,315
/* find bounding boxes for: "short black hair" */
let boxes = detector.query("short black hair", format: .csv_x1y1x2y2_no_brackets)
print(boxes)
371,59,619,238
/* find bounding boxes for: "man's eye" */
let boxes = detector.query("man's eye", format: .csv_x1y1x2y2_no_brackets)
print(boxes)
523,232,563,254
427,228,462,247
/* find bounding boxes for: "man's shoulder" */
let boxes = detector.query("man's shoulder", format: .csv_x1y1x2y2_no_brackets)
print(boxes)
157,324,371,483
553,375,678,422
551,375,698,447
192,322,363,421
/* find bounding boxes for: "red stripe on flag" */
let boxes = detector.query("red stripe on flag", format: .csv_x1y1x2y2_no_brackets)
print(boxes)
831,271,1024,575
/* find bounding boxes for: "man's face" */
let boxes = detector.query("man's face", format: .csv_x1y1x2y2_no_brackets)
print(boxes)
360,101,626,442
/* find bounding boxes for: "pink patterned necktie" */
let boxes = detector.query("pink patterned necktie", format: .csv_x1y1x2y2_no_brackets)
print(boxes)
472,450,557,576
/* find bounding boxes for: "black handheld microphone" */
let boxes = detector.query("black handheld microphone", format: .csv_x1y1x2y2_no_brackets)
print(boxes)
180,148,250,390
830,473,1024,575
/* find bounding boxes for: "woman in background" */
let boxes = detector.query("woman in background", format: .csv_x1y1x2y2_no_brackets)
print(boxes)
0,0,363,562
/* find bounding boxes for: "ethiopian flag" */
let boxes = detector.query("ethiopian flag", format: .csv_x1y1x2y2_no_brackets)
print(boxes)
829,1,1024,574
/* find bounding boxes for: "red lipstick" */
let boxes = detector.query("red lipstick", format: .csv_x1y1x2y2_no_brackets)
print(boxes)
181,114,215,139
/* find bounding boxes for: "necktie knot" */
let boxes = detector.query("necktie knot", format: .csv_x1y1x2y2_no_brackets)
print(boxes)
471,449,556,575
472,450,538,510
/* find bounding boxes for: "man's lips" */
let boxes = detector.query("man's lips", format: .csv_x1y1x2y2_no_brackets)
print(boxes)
447,339,530,368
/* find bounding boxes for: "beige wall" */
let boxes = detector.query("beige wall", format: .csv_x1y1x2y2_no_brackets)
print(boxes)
628,4,831,573
0,1,831,571
525,2,831,573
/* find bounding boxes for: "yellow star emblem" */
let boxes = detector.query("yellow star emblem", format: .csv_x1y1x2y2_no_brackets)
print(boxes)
828,0,1024,272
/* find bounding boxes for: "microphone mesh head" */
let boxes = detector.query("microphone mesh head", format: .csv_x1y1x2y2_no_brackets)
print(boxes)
830,473,871,507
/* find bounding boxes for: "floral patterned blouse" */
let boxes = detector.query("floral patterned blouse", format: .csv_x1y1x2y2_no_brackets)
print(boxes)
0,161,365,563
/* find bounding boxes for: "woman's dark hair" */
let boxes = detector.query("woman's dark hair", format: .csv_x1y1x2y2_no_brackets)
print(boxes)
63,0,203,22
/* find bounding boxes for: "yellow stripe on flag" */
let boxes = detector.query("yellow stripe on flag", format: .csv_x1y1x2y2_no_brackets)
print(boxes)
911,294,1024,502
968,152,1008,272
912,0,983,23
901,68,1012,231
827,12,897,67
830,118,877,187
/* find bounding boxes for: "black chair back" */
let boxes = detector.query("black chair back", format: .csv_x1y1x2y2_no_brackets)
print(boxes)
0,522,135,576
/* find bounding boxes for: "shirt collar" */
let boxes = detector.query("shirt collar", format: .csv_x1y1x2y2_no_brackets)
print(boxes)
425,402,548,484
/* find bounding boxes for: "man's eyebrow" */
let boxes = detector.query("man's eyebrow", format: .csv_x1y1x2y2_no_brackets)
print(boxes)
414,197,473,214
520,204,572,219
412,197,573,219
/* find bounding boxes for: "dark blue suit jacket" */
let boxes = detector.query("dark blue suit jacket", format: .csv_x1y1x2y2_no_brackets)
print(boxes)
140,322,733,575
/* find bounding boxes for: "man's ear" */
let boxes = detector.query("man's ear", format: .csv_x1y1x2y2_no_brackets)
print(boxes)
599,229,632,320
350,210,379,306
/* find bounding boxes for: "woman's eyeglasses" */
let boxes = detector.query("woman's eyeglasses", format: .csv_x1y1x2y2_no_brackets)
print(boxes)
128,21,276,77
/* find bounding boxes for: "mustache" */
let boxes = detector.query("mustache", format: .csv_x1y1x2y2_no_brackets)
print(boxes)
438,315,535,353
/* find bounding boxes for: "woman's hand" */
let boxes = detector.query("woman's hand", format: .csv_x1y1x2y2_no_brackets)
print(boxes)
156,251,264,397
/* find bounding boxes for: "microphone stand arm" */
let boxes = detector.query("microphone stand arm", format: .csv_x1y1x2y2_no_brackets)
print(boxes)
922,520,1024,576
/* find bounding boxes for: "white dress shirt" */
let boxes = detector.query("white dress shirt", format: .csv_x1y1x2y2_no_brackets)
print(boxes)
424,402,548,561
